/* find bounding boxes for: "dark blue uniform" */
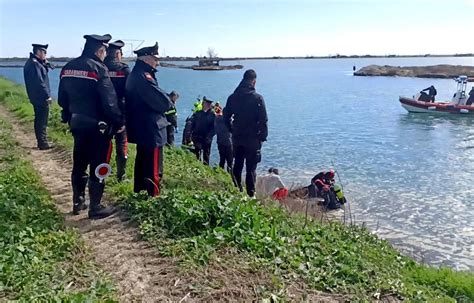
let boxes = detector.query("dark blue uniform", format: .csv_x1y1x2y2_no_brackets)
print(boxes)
58,34,123,218
191,107,215,165
104,55,130,181
23,52,51,149
125,58,172,196
215,113,233,172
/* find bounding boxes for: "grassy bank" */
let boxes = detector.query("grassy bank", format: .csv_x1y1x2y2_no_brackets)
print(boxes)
1,77,473,301
0,116,116,301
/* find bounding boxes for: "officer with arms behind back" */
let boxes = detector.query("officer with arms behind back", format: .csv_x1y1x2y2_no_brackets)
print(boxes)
104,40,130,182
23,43,53,150
125,42,173,197
224,69,268,197
58,34,124,219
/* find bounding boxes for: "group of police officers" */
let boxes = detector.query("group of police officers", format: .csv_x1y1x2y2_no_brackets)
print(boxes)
23,34,268,220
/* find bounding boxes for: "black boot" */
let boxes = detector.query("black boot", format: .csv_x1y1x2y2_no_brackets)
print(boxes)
72,175,88,215
88,181,116,220
116,156,127,182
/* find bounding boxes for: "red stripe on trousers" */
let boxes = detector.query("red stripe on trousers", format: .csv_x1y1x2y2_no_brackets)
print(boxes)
153,147,160,196
123,136,128,157
106,141,113,163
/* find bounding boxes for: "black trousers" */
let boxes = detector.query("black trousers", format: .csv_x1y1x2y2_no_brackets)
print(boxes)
32,102,49,148
134,145,163,197
113,130,128,180
233,143,261,197
193,138,211,165
72,129,112,184
166,125,175,146
218,143,233,172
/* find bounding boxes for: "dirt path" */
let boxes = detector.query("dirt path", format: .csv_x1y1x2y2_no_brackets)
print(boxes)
0,105,347,302
0,106,193,302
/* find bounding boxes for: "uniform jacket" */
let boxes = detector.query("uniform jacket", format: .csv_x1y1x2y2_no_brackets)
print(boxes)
104,57,130,112
23,53,51,104
125,60,172,147
224,80,268,147
165,104,178,128
191,109,215,143
214,114,231,146
58,52,123,132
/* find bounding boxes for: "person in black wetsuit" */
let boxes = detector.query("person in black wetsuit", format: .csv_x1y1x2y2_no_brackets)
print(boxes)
422,85,437,102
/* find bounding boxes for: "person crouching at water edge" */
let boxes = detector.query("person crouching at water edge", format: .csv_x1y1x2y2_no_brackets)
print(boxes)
308,170,346,210
256,168,288,200
125,42,173,197
191,97,216,165
58,34,124,219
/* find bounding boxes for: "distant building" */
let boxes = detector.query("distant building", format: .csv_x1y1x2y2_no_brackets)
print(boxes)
198,59,220,67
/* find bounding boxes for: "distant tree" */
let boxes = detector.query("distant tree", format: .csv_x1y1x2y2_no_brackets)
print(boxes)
207,47,217,58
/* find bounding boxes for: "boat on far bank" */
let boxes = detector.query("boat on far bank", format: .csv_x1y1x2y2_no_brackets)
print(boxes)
399,76,474,115
191,58,243,71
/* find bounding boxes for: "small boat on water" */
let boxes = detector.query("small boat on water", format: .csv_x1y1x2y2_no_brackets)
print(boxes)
399,76,474,115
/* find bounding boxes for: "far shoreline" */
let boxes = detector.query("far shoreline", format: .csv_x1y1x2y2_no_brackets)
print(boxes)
1,53,473,63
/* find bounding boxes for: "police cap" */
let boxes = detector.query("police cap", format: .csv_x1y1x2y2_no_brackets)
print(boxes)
32,44,48,51
202,96,214,104
83,34,112,47
134,42,159,58
109,40,125,50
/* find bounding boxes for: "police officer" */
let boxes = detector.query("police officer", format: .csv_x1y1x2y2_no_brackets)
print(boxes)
58,34,124,219
104,40,130,182
125,43,173,197
23,43,53,150
165,91,179,146
191,97,215,165
224,69,268,197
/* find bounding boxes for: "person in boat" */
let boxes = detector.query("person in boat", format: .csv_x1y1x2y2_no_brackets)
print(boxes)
256,167,288,200
165,91,179,146
421,85,437,102
466,87,474,106
191,97,215,165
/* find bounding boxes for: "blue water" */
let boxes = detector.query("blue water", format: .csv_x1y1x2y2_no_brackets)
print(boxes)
2,57,473,271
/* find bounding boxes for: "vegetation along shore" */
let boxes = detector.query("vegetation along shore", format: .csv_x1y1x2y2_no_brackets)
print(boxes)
0,77,473,301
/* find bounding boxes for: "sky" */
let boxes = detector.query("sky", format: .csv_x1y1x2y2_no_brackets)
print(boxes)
1,0,473,58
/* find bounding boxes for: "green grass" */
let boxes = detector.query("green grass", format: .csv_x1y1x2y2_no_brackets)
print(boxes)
1,76,473,302
0,117,116,301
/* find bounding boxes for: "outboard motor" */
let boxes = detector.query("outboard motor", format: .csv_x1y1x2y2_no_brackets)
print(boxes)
452,76,468,105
